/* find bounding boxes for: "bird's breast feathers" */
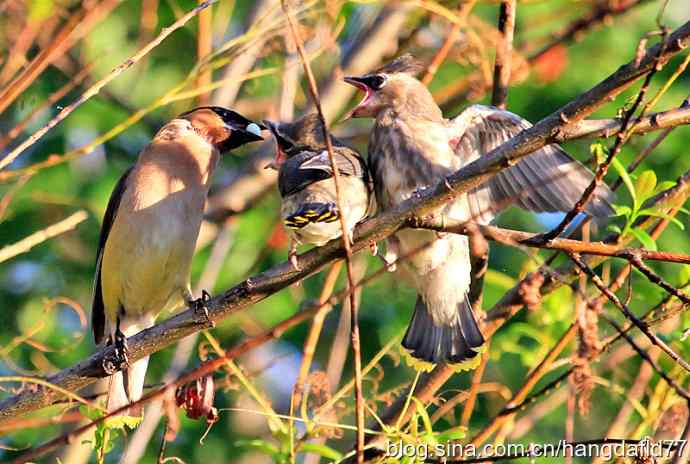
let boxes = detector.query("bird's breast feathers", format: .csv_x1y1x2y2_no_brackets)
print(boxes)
370,118,457,208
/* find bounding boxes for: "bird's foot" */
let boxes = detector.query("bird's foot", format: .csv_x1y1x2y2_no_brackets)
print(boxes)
192,290,215,328
369,240,378,256
102,329,129,375
379,252,397,272
288,241,301,271
370,239,397,270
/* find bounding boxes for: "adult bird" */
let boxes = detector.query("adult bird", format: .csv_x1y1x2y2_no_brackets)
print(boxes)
92,107,264,417
264,113,371,268
344,55,614,371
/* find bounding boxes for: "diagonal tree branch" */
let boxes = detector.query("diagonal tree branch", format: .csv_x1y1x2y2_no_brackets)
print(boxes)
1,20,689,423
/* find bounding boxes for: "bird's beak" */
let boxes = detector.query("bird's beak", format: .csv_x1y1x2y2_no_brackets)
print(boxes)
343,76,375,118
263,119,289,170
225,120,266,143
217,113,265,152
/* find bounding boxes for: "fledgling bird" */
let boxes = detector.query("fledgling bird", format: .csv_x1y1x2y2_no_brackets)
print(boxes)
344,55,614,371
264,113,371,268
92,106,264,416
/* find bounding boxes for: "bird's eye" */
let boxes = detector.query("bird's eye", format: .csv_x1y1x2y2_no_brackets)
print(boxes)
370,74,387,90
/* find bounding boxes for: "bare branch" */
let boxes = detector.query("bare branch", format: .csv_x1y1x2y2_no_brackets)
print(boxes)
569,252,690,373
0,0,217,171
414,220,690,265
0,211,88,264
280,1,365,460
1,20,689,423
491,0,516,109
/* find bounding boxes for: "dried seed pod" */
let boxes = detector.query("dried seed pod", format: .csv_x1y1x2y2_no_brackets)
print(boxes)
176,375,218,423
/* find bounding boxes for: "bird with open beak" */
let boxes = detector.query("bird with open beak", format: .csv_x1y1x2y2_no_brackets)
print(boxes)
92,106,264,418
264,113,371,269
344,54,614,371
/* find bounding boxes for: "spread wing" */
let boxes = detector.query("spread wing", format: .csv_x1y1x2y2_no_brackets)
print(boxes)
278,146,370,197
451,105,615,224
92,167,132,344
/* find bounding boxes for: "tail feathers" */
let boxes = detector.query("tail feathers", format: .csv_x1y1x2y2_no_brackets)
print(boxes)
402,295,485,372
284,202,339,229
106,355,150,419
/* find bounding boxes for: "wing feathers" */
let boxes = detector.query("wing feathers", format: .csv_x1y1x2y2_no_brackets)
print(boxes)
92,167,133,344
452,105,614,224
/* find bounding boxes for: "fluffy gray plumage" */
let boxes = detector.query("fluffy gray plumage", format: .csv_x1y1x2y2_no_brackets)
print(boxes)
346,56,614,370
266,114,372,248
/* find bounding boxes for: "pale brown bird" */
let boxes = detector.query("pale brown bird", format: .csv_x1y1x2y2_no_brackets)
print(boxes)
264,114,371,268
92,106,264,416
344,55,614,371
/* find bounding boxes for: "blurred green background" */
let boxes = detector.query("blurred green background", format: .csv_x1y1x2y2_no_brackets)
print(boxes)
0,0,689,462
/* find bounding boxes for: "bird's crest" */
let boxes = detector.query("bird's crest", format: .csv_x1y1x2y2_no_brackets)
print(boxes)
374,54,424,76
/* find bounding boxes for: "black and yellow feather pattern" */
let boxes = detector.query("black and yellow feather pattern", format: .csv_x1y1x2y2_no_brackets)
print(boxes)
284,202,339,229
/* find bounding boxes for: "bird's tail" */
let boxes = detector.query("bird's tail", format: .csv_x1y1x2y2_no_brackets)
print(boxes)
402,295,485,372
105,320,152,420
106,355,150,418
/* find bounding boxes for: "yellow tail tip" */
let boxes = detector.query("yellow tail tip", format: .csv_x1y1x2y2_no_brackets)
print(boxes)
402,343,487,373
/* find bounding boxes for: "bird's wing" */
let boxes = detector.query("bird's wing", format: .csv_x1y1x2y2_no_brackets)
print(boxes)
299,147,368,179
92,167,133,344
451,104,615,224
278,147,369,197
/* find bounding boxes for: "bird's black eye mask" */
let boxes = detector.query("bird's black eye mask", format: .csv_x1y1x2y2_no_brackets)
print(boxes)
363,74,388,90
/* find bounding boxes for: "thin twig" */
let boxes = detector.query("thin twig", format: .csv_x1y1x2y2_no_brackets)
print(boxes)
0,211,88,264
414,220,690,265
469,324,578,446
0,0,120,115
491,0,516,109
626,252,690,305
2,23,690,424
279,1,365,461
289,261,342,461
0,61,97,151
602,315,690,400
0,0,217,171
421,1,476,85
460,341,490,428
195,0,213,105
535,33,669,244
568,252,690,373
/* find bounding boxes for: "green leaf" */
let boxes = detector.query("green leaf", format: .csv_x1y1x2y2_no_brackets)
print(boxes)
635,170,657,203
654,180,677,195
485,269,516,290
607,224,622,234
637,208,685,230
235,439,282,458
679,265,690,284
436,426,467,443
299,443,342,460
412,397,434,438
589,142,608,165
630,228,657,251
80,405,102,421
611,158,636,210
613,205,632,217
104,415,142,430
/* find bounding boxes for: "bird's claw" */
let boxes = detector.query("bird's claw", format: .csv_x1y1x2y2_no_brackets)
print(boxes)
378,253,397,272
288,241,301,271
192,290,215,328
102,329,129,375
